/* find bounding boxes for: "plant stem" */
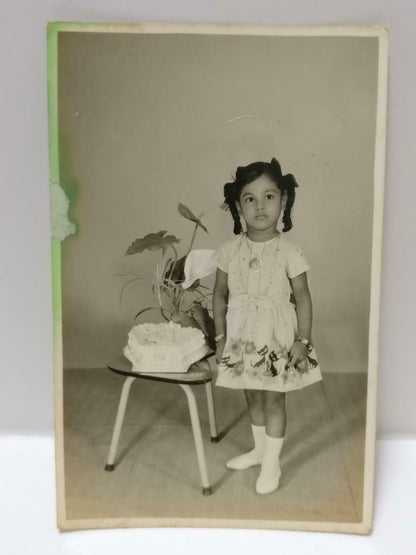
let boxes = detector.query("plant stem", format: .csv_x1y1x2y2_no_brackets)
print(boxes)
160,306,169,321
186,222,198,256
160,249,166,278
171,245,179,263
177,288,186,312
165,244,179,283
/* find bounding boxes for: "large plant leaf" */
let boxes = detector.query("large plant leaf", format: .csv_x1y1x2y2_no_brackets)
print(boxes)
178,204,208,234
125,230,180,255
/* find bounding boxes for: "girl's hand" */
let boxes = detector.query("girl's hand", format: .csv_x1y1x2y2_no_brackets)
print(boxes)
288,340,308,368
215,338,226,364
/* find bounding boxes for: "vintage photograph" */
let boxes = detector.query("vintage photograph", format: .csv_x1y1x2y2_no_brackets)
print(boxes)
48,23,388,533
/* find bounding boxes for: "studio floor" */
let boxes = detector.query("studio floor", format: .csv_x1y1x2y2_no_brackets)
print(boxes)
63,368,367,524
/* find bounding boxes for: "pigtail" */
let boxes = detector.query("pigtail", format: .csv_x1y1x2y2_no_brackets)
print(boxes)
224,181,243,235
281,173,299,232
270,157,298,232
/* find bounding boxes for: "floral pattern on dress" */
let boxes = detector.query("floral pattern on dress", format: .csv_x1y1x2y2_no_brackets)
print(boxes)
220,337,319,382
228,338,243,356
244,340,257,355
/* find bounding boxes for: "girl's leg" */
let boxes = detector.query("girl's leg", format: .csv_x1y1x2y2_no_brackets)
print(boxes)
245,389,265,427
264,390,286,438
226,389,266,470
256,391,286,494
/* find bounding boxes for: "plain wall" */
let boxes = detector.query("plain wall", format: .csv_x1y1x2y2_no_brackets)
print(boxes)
58,32,378,375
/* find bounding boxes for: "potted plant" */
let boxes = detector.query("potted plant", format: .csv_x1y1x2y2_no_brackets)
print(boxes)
120,203,217,350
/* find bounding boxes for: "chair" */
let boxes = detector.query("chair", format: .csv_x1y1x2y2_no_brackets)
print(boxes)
104,352,219,495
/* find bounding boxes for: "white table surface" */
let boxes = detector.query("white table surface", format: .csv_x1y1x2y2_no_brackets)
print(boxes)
1,436,415,554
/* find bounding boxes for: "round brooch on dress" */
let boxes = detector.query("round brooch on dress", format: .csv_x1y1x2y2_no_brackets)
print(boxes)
248,257,261,271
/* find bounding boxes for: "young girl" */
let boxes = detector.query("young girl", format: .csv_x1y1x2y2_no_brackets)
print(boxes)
213,157,322,495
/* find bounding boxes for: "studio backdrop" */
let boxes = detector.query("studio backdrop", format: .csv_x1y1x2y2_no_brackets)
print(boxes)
58,31,378,377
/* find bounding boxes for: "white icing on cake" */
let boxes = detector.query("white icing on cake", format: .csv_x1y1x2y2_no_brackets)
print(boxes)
123,321,210,373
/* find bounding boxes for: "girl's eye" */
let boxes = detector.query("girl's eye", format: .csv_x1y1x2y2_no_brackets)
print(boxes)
244,197,254,203
266,194,275,200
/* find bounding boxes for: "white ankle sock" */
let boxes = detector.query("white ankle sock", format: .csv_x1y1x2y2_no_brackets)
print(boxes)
226,424,266,470
255,434,284,494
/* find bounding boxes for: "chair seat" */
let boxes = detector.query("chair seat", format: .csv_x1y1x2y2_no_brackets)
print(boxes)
107,352,215,385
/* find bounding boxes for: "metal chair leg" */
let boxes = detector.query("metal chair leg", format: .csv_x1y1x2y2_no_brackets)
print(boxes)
179,384,212,495
105,376,136,471
205,381,219,442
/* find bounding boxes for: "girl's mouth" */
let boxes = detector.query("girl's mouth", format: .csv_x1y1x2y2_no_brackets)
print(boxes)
255,214,267,219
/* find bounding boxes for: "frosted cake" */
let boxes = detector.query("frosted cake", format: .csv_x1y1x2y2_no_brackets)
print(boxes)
123,321,210,373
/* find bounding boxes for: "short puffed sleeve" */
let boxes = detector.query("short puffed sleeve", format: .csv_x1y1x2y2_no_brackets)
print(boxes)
215,239,233,273
286,243,311,278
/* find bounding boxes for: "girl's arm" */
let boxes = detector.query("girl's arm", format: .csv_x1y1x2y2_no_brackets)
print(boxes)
213,268,229,362
289,271,313,365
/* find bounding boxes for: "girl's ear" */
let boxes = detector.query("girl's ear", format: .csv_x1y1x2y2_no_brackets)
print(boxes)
236,200,242,215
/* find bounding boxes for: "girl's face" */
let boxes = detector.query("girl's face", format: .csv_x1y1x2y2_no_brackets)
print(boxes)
238,174,284,234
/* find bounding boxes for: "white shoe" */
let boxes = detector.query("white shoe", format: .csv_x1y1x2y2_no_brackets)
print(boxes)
255,435,284,494
226,424,265,470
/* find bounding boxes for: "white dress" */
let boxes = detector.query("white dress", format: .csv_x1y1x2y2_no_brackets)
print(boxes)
215,232,322,392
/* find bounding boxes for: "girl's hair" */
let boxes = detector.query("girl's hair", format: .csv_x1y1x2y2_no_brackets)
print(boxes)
223,157,299,234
